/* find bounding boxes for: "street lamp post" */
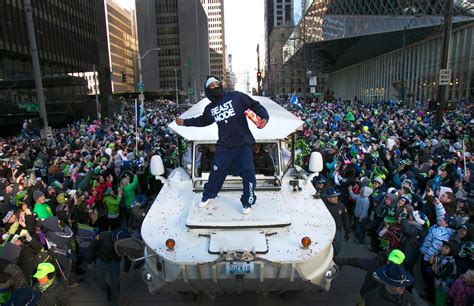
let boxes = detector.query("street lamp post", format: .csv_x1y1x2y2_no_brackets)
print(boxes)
174,68,179,110
92,64,101,119
435,0,454,126
137,47,160,107
24,0,48,129
193,77,198,102
134,47,160,155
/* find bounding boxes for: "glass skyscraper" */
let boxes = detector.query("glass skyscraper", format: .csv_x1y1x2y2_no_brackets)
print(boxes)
281,0,474,102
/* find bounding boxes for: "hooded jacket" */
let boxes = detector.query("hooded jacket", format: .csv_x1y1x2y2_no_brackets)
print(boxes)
400,218,425,265
420,225,456,262
350,188,371,221
40,217,74,256
183,89,269,148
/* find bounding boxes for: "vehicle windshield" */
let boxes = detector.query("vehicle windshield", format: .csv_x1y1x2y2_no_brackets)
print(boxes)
190,142,281,190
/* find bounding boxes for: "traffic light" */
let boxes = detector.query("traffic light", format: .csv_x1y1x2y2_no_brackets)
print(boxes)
121,72,127,83
257,71,262,82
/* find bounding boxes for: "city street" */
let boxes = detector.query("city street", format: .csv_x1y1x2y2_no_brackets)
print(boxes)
1,1,472,306
71,235,429,306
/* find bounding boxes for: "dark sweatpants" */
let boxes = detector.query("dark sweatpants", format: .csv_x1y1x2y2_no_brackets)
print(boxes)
203,145,257,208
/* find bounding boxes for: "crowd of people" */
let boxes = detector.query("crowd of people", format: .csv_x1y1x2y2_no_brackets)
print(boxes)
0,92,472,305
291,97,473,305
0,99,191,305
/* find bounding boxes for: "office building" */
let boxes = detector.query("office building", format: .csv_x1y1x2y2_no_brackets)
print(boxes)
264,0,304,98
226,53,236,90
0,1,98,108
200,0,227,87
282,0,474,102
104,0,138,93
136,0,210,99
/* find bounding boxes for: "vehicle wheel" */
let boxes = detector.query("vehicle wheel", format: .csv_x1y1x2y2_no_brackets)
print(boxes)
179,292,199,303
280,290,297,301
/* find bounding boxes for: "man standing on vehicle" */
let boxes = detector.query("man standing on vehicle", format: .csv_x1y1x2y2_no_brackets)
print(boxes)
176,76,269,214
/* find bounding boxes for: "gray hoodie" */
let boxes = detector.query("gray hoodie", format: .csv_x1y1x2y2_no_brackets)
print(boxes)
350,189,371,221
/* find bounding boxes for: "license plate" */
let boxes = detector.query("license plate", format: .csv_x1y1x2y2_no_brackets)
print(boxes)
225,261,254,275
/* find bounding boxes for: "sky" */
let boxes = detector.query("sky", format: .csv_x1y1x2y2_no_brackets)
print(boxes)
224,0,265,92
115,0,265,92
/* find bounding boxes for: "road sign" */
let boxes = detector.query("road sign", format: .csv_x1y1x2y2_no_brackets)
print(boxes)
45,126,52,139
18,102,39,112
309,76,317,86
41,126,53,140
138,82,145,91
439,69,451,85
310,87,316,93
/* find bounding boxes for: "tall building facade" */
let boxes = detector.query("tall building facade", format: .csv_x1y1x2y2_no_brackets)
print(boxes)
263,0,299,98
282,0,474,102
136,0,210,99
266,27,297,98
105,0,138,93
0,1,98,105
226,53,236,90
200,0,227,87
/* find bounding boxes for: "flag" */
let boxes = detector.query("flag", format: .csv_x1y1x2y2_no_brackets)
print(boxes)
135,98,146,128
289,94,302,108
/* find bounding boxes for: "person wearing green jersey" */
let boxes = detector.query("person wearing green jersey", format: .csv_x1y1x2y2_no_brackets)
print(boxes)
103,186,122,230
32,191,53,220
121,175,138,209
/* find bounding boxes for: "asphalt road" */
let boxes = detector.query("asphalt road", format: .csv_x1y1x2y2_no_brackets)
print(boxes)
71,234,429,306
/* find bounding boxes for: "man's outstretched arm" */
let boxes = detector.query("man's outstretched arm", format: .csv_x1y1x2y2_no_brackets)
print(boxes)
176,108,214,127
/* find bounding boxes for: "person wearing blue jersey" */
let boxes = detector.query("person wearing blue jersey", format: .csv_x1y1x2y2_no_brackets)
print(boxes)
176,76,269,214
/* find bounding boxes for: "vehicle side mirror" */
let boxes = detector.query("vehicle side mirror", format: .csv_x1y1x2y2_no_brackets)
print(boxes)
308,152,323,174
150,155,165,176
114,238,145,261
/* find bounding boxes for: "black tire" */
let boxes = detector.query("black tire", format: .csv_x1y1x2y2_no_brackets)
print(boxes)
179,292,199,303
280,290,298,301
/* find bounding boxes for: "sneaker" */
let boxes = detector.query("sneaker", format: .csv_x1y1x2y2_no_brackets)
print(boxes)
199,198,213,208
242,207,251,215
